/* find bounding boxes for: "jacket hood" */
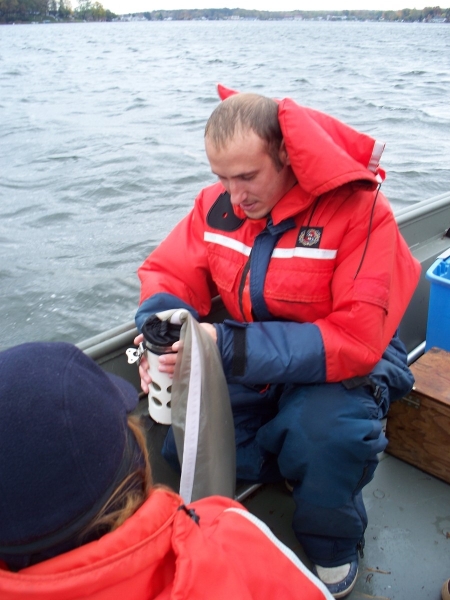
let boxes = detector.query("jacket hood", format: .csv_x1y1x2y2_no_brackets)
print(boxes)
0,489,182,599
216,84,385,198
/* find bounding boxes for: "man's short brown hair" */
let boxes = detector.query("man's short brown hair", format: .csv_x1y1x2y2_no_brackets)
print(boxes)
205,93,284,171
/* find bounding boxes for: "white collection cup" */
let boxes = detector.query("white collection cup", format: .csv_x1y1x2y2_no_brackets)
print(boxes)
142,309,185,425
146,343,174,425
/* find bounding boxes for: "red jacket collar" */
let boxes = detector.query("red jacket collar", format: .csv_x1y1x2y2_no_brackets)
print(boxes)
218,84,385,199
231,184,314,227
11,489,181,576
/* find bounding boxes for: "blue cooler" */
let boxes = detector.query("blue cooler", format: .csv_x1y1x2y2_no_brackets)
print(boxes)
425,248,450,352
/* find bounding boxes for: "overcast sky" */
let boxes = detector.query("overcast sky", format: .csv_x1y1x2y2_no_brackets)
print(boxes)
102,0,432,14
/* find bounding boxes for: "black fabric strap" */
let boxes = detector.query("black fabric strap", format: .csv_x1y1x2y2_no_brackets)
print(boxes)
232,326,247,377
342,376,382,401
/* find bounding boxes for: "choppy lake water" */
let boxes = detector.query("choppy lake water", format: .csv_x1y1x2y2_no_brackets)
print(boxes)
1,20,449,350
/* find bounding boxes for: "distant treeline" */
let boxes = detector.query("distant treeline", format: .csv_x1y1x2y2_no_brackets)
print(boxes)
1,1,449,23
142,6,448,22
0,0,115,22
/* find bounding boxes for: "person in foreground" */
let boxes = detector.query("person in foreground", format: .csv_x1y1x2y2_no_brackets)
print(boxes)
0,341,333,600
135,85,421,598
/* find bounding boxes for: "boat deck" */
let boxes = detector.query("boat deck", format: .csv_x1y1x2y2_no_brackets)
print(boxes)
137,402,450,600
245,452,450,600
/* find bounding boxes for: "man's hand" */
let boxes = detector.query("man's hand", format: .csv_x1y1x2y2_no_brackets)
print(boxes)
133,334,181,395
133,323,216,394
199,322,218,343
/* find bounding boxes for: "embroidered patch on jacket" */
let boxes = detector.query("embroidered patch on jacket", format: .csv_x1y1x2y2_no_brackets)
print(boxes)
296,227,323,248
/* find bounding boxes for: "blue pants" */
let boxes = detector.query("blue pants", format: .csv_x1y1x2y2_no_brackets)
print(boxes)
255,382,387,567
162,333,412,567
162,380,387,566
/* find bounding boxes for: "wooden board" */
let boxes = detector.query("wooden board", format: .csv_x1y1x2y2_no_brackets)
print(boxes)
385,347,450,483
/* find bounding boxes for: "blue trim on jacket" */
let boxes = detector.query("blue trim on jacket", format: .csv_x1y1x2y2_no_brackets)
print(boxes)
250,218,296,321
135,293,199,331
216,320,327,385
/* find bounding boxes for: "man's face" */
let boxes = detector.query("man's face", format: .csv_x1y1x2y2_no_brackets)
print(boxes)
205,130,296,220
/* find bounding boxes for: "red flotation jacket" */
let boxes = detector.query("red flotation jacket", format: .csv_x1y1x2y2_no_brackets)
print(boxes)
136,85,420,384
0,489,332,599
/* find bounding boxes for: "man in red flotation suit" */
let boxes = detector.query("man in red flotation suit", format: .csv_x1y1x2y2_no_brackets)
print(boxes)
135,86,421,598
